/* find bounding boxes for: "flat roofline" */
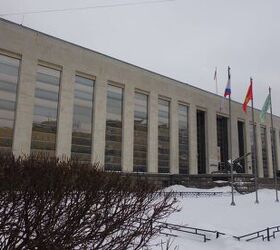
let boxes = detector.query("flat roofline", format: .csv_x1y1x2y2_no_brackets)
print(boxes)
1,17,279,119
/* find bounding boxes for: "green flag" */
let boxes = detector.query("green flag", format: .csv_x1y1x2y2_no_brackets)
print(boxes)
260,93,271,122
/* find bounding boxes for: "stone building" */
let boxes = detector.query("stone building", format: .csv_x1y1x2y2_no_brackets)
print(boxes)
0,18,279,185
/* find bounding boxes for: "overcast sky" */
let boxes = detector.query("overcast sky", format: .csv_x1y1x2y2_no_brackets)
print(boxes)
1,0,280,115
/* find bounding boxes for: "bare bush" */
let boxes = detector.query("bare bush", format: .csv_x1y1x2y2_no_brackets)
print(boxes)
0,153,178,249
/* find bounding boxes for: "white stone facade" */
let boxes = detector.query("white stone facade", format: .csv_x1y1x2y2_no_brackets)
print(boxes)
0,18,280,178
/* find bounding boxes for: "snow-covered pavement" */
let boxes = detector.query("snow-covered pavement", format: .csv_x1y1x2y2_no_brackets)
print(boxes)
153,185,280,250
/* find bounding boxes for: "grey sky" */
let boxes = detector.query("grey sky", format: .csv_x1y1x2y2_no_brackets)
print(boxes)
1,0,280,115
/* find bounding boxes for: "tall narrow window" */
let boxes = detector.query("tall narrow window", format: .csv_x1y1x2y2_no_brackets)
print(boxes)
178,104,189,174
197,110,206,174
0,54,20,152
31,65,61,156
217,115,228,171
105,85,123,171
260,126,268,177
237,121,246,173
71,75,95,162
249,123,257,174
158,99,170,173
133,92,148,172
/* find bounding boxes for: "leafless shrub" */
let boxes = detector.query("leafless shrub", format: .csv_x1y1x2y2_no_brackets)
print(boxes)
0,153,178,249
158,238,179,250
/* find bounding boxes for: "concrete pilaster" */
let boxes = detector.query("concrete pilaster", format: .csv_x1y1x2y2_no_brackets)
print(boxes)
148,91,158,173
122,84,134,172
189,104,198,174
92,77,107,166
256,124,264,178
13,54,37,157
170,99,179,174
207,108,218,173
56,67,75,159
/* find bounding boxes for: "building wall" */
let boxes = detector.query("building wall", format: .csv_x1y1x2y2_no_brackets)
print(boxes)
1,18,280,177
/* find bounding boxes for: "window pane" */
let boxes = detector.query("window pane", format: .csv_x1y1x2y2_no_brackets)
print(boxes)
105,85,123,171
0,99,16,111
158,99,170,173
31,65,61,155
133,92,148,172
37,69,60,86
0,54,20,152
33,105,58,119
75,75,94,87
0,80,17,93
178,104,189,174
71,75,94,162
35,88,59,101
74,89,93,101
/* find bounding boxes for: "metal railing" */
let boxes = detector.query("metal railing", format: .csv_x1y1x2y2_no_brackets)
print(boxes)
134,218,225,243
156,221,225,242
156,191,231,198
234,226,280,242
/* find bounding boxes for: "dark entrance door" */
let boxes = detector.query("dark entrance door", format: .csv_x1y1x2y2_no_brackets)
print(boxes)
197,110,206,174
216,115,228,171
237,121,246,173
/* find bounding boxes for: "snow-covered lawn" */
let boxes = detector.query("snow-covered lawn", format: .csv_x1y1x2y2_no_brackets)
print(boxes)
153,185,280,250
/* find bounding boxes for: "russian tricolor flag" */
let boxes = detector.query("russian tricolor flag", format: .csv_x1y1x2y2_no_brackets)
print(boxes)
224,66,231,97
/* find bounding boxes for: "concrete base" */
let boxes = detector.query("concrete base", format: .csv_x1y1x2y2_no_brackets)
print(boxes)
123,172,279,191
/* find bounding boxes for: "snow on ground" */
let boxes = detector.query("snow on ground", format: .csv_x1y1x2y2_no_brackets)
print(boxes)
152,186,280,250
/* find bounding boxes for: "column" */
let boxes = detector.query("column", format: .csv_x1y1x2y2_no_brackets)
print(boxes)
189,104,198,174
56,67,75,159
92,77,107,165
13,54,37,157
148,91,158,173
170,99,179,174
122,84,134,172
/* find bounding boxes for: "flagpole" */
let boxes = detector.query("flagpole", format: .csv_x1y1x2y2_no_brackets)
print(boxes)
229,95,235,206
228,66,235,206
251,79,259,203
269,87,279,202
215,67,218,95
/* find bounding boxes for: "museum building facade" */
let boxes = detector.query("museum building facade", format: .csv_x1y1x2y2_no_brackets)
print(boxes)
0,18,280,180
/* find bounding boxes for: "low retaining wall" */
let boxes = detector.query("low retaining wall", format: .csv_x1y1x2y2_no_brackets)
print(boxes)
123,172,279,191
